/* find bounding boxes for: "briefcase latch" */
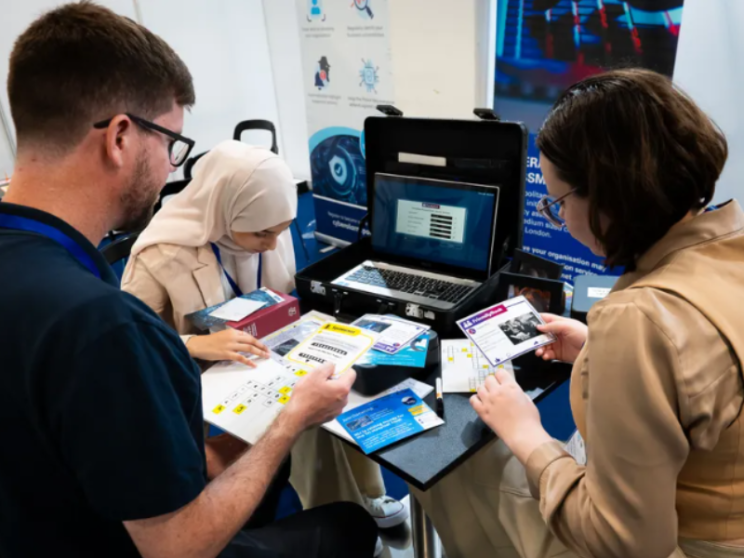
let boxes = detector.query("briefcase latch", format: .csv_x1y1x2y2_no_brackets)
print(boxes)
333,291,348,316
310,281,326,296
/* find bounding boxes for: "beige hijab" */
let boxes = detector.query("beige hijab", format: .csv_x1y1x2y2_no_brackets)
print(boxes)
128,140,298,294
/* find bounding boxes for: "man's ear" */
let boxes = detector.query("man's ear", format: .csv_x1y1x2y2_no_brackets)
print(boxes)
103,115,135,169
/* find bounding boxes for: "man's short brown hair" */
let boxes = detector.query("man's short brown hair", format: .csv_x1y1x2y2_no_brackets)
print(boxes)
536,68,728,271
8,1,195,151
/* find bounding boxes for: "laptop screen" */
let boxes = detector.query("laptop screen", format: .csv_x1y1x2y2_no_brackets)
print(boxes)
371,174,499,275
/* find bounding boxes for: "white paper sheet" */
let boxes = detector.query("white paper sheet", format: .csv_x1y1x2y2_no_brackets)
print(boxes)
441,339,544,401
209,298,266,321
201,358,303,445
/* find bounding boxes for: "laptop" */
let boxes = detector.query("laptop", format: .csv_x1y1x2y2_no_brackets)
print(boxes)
332,173,500,311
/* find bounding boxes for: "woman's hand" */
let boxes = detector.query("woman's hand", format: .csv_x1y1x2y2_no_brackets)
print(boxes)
535,314,588,364
471,369,553,463
186,329,270,367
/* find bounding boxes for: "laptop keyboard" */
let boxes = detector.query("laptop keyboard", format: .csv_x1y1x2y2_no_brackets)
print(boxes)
346,266,476,304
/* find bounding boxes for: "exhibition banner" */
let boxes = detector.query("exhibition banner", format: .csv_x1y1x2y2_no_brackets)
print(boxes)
494,0,686,281
296,0,395,245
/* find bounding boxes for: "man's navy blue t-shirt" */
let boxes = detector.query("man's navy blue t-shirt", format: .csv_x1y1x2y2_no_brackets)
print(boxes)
0,203,207,557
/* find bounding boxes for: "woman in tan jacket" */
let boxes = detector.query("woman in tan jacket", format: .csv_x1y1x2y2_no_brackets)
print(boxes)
121,140,408,529
413,69,744,558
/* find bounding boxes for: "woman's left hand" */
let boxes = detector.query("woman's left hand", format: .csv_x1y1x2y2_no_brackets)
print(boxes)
470,369,554,463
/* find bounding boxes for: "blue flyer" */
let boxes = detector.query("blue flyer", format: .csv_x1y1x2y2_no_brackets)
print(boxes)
355,332,431,368
336,388,444,454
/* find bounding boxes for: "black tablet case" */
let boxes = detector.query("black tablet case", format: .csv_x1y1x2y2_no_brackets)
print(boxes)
296,115,528,337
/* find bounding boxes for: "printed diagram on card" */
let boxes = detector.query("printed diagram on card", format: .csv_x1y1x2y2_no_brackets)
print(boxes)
201,359,307,445
440,339,514,393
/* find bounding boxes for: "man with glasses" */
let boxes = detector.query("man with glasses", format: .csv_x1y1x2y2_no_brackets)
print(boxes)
0,4,377,558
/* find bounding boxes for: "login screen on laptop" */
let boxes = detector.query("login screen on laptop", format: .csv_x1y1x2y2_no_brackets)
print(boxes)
372,174,499,274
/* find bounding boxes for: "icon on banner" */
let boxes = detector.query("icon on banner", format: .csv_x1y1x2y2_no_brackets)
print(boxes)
351,0,374,19
359,59,379,93
314,56,331,90
329,155,348,186
307,0,325,21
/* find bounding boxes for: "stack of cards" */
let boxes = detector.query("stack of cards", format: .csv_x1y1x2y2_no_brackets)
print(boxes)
352,314,430,355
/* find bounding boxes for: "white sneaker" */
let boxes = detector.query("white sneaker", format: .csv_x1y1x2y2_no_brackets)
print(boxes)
374,536,384,557
363,495,409,529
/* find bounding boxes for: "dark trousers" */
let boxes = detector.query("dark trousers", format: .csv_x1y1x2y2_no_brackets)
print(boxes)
220,502,378,558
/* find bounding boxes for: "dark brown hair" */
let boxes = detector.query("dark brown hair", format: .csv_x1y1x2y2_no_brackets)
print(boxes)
8,1,195,151
536,68,728,271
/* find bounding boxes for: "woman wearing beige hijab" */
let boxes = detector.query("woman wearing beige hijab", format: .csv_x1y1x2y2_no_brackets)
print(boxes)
122,140,407,529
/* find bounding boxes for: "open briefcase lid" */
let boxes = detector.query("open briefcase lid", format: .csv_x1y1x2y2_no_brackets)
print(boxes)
363,114,528,272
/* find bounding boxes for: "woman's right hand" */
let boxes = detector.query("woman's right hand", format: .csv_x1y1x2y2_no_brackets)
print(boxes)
535,314,588,364
186,329,271,367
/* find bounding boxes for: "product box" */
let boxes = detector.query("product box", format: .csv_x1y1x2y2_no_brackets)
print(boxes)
226,291,301,339
571,274,620,323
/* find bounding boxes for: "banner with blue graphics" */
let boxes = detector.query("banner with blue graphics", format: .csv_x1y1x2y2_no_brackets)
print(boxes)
296,0,395,245
495,0,686,282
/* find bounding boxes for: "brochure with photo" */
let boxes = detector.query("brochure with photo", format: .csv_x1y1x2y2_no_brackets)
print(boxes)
456,296,555,366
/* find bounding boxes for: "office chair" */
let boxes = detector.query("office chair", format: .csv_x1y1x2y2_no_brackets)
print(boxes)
233,120,310,262
233,120,279,154
184,152,208,181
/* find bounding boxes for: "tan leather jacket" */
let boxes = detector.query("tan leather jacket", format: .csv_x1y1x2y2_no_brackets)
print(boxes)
526,201,744,558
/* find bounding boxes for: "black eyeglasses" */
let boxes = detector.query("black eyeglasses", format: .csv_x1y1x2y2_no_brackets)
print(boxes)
93,113,195,167
536,190,576,227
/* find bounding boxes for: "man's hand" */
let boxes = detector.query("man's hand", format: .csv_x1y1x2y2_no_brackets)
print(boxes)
471,369,553,464
186,330,270,367
283,364,355,432
535,314,588,364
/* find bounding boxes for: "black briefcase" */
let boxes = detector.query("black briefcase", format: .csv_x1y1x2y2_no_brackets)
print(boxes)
296,112,528,336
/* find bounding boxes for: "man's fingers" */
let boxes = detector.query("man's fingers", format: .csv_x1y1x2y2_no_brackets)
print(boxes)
335,369,357,391
311,362,337,381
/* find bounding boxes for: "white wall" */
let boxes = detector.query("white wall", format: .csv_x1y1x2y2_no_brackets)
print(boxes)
262,0,310,179
0,105,13,179
137,0,280,178
0,0,281,180
0,1,137,152
388,0,492,119
673,0,744,205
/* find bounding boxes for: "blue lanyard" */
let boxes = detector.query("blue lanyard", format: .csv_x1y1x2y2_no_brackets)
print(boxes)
210,243,262,298
0,214,101,279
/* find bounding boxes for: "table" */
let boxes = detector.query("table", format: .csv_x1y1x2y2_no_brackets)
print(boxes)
303,302,572,558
